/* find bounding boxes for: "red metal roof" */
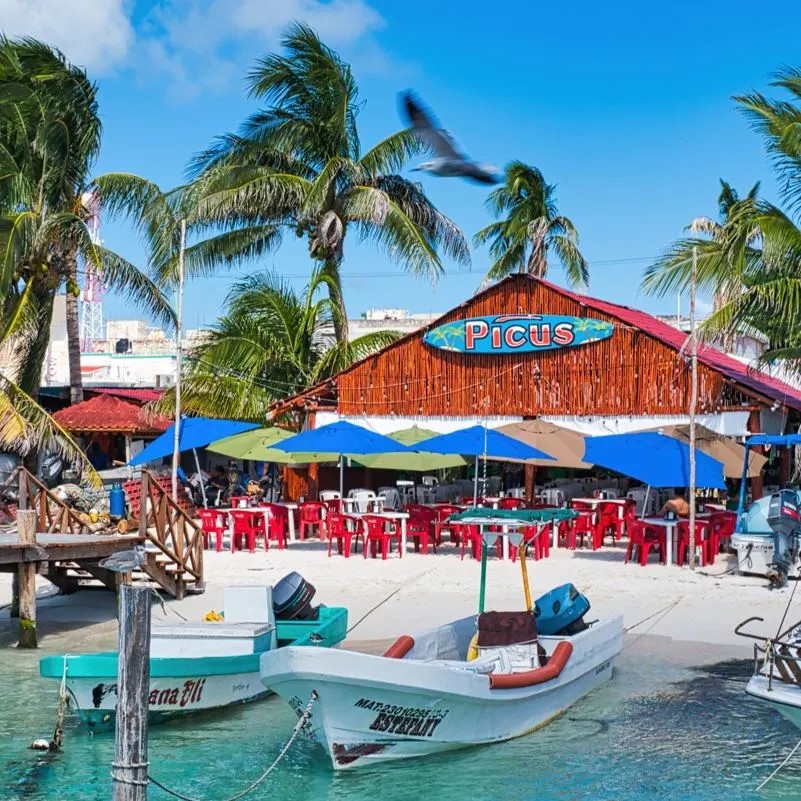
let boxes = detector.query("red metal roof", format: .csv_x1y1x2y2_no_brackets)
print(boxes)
53,394,171,434
540,277,801,411
86,387,165,404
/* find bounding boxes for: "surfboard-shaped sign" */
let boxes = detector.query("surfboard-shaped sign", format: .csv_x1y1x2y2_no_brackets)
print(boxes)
422,314,614,354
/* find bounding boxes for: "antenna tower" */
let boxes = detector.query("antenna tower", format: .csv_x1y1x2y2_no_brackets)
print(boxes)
79,190,104,352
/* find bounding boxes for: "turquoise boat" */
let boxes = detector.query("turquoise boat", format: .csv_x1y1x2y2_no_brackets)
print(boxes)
40,584,348,731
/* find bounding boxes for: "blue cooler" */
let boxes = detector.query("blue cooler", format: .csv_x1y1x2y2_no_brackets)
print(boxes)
534,583,591,636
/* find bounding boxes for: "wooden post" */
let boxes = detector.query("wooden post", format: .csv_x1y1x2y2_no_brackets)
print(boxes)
10,573,19,617
139,471,149,538
171,218,186,504
17,509,37,648
18,468,28,511
112,584,151,801
747,410,764,501
524,464,536,504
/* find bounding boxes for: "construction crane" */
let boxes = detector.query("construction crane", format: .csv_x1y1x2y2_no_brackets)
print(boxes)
79,190,104,352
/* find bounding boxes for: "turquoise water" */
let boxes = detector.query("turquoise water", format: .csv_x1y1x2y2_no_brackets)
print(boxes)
4,646,801,801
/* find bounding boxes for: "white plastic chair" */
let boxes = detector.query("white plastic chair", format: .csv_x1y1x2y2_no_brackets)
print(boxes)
319,490,341,501
378,487,400,510
542,488,565,507
349,488,377,514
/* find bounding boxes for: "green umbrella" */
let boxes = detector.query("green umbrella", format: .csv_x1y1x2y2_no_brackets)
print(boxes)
207,427,339,465
354,426,470,471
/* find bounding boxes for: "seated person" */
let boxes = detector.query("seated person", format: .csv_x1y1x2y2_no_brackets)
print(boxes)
208,466,228,491
659,487,690,517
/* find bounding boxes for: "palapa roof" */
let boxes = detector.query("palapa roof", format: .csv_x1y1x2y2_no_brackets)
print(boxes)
270,274,801,415
53,394,171,435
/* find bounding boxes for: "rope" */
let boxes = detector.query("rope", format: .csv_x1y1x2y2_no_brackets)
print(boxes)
346,569,433,636
47,655,69,751
756,735,801,791
148,691,318,801
622,598,682,652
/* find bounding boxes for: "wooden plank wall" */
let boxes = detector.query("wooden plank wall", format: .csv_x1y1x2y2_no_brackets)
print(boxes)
333,278,747,418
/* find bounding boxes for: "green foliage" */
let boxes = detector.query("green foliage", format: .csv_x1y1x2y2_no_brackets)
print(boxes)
152,269,399,421
474,161,588,286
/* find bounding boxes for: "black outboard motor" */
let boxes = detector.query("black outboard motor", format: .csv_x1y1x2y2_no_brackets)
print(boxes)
272,572,319,620
766,489,801,588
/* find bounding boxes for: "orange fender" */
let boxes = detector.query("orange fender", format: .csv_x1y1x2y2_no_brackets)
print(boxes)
489,641,573,689
383,635,415,659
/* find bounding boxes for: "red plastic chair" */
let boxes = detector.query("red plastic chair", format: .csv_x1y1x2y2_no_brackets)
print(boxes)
460,496,485,506
298,501,326,541
261,504,288,549
499,497,527,511
621,499,637,537
708,512,736,556
229,509,265,553
571,511,599,550
625,520,666,566
508,524,550,562
199,509,227,551
597,503,619,547
432,505,464,545
407,508,436,554
360,514,400,560
459,524,482,560
229,496,252,509
326,513,361,558
322,499,343,515
677,520,711,567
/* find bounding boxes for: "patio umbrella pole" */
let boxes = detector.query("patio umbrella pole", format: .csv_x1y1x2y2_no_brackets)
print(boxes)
473,455,479,506
193,448,207,508
641,485,651,520
478,529,488,614
736,445,750,531
339,455,344,498
688,245,698,570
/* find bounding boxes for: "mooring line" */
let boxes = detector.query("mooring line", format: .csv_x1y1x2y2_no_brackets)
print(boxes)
147,691,317,801
756,735,801,791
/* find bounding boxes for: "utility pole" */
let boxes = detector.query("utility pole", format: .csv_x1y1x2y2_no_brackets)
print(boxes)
112,584,151,801
171,219,186,504
688,246,698,570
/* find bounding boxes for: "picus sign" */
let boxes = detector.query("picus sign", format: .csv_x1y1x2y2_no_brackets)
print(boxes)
422,314,614,354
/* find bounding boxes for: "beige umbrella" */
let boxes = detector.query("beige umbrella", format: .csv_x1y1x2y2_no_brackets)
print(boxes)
496,420,589,468
650,424,766,479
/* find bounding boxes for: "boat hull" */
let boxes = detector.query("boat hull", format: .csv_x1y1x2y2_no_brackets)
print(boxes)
746,674,801,729
67,668,267,731
261,615,623,769
41,605,348,731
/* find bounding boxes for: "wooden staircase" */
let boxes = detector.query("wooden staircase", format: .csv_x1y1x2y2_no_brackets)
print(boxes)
5,467,204,600
136,470,205,600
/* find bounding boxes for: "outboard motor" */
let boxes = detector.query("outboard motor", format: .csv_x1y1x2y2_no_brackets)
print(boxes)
272,572,318,620
766,489,801,588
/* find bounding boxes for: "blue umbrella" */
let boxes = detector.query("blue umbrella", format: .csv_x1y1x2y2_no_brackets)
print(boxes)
414,425,555,504
583,431,726,490
130,417,259,466
274,421,411,495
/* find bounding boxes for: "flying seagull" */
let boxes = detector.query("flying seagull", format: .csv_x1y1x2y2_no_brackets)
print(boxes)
400,91,501,185
99,545,146,573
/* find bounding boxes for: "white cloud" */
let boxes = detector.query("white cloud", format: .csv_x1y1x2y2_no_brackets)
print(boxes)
138,0,388,97
0,0,133,74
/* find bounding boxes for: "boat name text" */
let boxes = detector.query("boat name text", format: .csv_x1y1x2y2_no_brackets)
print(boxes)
354,697,449,738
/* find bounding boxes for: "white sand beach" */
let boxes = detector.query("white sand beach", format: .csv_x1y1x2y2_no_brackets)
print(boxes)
0,542,794,660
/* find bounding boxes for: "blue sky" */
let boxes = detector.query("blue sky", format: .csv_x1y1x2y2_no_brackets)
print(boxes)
3,0,801,327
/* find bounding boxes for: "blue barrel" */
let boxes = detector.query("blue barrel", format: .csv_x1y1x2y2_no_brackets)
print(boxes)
109,482,126,519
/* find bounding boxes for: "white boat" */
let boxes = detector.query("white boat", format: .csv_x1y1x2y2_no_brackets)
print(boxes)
740,615,801,729
260,509,623,769
41,581,348,731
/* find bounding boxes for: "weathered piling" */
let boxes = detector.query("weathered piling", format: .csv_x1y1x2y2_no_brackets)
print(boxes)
17,510,37,648
112,584,151,801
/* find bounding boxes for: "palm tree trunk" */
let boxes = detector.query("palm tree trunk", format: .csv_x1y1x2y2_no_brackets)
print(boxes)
64,254,83,404
322,259,349,344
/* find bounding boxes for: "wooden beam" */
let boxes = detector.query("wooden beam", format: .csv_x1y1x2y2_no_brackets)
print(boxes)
17,510,37,648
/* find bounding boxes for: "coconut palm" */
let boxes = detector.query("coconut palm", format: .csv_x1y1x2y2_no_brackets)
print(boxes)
0,38,175,404
151,268,399,422
188,23,469,341
641,181,763,351
473,161,588,286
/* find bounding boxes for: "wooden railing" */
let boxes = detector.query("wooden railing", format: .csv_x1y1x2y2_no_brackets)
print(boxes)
138,470,204,599
3,467,90,534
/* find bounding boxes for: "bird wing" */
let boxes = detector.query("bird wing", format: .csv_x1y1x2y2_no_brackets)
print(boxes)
400,91,465,160
462,162,502,185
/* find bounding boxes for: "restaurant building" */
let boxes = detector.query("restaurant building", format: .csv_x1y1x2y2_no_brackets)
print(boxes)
270,275,801,499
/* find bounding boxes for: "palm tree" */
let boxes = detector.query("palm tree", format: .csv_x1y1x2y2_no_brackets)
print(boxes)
188,23,469,341
0,38,175,404
473,161,588,286
151,269,399,422
642,180,763,351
